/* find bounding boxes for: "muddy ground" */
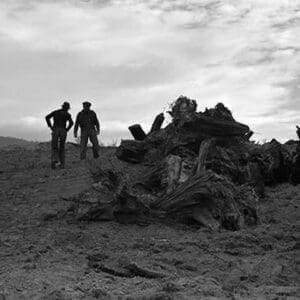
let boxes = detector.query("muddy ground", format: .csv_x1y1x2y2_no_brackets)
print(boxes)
0,143,299,299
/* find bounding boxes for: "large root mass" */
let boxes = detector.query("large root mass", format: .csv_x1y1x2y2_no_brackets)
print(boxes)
77,96,300,230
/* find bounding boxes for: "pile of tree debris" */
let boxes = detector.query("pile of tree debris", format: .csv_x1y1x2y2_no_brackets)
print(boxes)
76,96,300,231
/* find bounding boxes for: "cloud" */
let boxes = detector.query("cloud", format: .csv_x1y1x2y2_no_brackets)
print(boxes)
20,116,43,126
0,0,299,143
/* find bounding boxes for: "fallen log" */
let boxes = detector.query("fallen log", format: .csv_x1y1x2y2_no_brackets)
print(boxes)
128,124,147,141
169,98,249,137
181,114,250,137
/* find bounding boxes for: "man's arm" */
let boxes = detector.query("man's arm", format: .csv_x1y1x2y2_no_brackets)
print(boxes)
45,111,54,130
94,112,100,134
67,114,74,132
74,113,80,138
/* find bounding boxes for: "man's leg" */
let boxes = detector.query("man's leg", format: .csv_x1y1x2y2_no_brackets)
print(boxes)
51,129,59,168
80,130,89,160
89,129,100,159
58,129,67,167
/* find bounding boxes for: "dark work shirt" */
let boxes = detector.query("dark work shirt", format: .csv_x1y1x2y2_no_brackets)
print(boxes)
45,109,73,130
74,110,100,132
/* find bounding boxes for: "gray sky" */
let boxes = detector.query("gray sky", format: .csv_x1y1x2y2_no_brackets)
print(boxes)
0,0,299,144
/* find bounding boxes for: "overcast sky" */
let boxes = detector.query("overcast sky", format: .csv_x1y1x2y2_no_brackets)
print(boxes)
0,0,299,144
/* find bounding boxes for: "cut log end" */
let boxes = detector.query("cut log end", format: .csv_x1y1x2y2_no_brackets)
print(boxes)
128,124,147,141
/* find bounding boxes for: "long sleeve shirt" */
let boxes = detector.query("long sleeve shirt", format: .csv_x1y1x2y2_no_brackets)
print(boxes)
45,109,74,131
74,109,100,133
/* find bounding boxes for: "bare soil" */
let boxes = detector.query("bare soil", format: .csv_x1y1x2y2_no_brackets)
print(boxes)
0,143,299,299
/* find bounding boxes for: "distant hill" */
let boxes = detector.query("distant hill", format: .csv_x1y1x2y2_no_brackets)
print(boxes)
0,136,37,148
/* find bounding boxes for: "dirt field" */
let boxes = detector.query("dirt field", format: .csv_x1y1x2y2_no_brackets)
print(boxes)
0,143,299,299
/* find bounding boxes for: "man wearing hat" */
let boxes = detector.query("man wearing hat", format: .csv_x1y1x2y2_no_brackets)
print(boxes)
45,102,74,169
74,101,100,160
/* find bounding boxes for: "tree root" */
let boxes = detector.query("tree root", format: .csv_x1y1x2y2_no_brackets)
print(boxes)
89,261,166,279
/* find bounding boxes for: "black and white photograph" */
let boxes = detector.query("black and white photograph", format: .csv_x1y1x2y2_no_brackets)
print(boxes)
0,0,299,299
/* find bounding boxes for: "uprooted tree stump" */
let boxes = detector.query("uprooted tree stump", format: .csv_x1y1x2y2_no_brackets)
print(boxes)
77,164,258,230
78,130,259,230
77,96,300,230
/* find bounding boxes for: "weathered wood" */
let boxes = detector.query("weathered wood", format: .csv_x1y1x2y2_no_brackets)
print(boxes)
135,155,193,193
124,263,166,279
89,262,133,278
168,96,197,122
152,171,233,212
88,98,266,230
77,167,150,223
113,186,150,224
119,98,250,166
192,206,220,231
244,130,254,140
89,261,166,279
152,171,257,230
79,150,259,230
182,114,250,137
128,124,147,141
150,113,165,133
116,140,147,163
165,155,182,193
196,138,216,174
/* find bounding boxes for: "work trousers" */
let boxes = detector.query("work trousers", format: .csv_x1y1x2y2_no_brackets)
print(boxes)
80,129,99,159
51,128,67,165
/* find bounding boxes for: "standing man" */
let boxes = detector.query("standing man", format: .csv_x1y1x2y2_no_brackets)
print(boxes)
74,101,100,160
45,102,74,169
